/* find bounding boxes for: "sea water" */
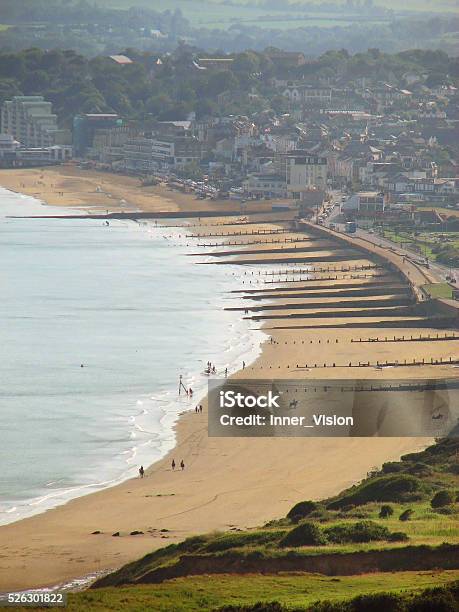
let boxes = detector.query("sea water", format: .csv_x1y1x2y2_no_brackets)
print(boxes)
0,187,264,525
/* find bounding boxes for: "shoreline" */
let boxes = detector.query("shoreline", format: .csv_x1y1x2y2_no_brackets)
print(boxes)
0,187,265,528
0,166,446,592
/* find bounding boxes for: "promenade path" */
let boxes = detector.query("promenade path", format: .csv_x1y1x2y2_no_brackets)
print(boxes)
299,221,438,303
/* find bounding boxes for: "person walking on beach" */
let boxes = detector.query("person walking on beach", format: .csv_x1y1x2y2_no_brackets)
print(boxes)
139,465,144,478
225,367,228,377
199,404,203,413
242,361,245,369
180,460,185,471
171,459,176,470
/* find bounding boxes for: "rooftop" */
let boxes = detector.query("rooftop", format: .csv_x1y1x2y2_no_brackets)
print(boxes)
109,55,133,65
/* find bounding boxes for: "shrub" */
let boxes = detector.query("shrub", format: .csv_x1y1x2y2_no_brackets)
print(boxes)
379,504,394,518
309,507,332,522
324,520,391,544
431,490,455,509
310,592,403,611
307,582,459,612
337,509,369,519
345,592,403,612
326,475,425,510
399,508,414,521
435,506,457,515
279,522,327,547
202,530,282,553
407,585,458,612
286,500,319,522
218,603,288,612
178,535,209,552
382,461,404,474
387,531,409,542
406,462,433,477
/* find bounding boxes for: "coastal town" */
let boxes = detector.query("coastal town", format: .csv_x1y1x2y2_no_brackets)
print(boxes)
0,37,458,609
1,46,458,286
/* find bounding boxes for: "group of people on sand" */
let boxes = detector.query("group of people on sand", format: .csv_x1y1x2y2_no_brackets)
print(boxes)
205,361,217,374
171,459,185,471
195,404,203,413
138,457,186,478
205,362,229,377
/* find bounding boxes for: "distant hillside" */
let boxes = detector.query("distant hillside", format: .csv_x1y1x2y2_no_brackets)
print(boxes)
94,0,458,17
1,0,458,55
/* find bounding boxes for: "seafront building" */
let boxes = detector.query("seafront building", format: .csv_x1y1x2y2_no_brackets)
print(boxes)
341,192,386,216
242,174,288,198
72,113,121,157
124,133,204,172
0,134,20,162
0,96,72,166
284,152,328,198
1,96,59,148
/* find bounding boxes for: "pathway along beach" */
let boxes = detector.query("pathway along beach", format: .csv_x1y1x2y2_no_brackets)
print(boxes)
0,165,457,591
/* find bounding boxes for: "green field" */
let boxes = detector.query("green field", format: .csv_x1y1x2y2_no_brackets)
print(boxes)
93,0,458,28
423,282,454,299
382,227,459,266
50,571,459,611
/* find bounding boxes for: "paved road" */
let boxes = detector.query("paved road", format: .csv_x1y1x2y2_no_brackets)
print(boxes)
321,196,457,287
357,228,459,287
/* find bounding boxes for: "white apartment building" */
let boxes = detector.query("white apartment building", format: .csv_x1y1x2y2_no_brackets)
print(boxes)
342,192,386,215
285,153,328,199
242,174,287,198
0,133,20,160
282,86,333,106
124,135,203,171
1,96,59,148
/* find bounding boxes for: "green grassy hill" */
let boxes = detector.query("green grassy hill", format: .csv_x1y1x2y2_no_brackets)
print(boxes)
24,439,459,611
75,438,458,610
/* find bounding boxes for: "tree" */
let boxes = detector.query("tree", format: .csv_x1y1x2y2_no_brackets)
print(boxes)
195,98,216,119
0,79,22,107
207,71,238,97
286,501,319,523
399,508,414,521
145,93,173,117
379,504,394,519
280,522,327,547
0,54,26,79
431,490,454,509
233,51,260,74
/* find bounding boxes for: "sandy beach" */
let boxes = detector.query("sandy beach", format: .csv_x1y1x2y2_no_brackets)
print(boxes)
0,165,455,592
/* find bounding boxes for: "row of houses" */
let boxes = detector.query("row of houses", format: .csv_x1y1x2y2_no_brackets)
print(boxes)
1,58,456,209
